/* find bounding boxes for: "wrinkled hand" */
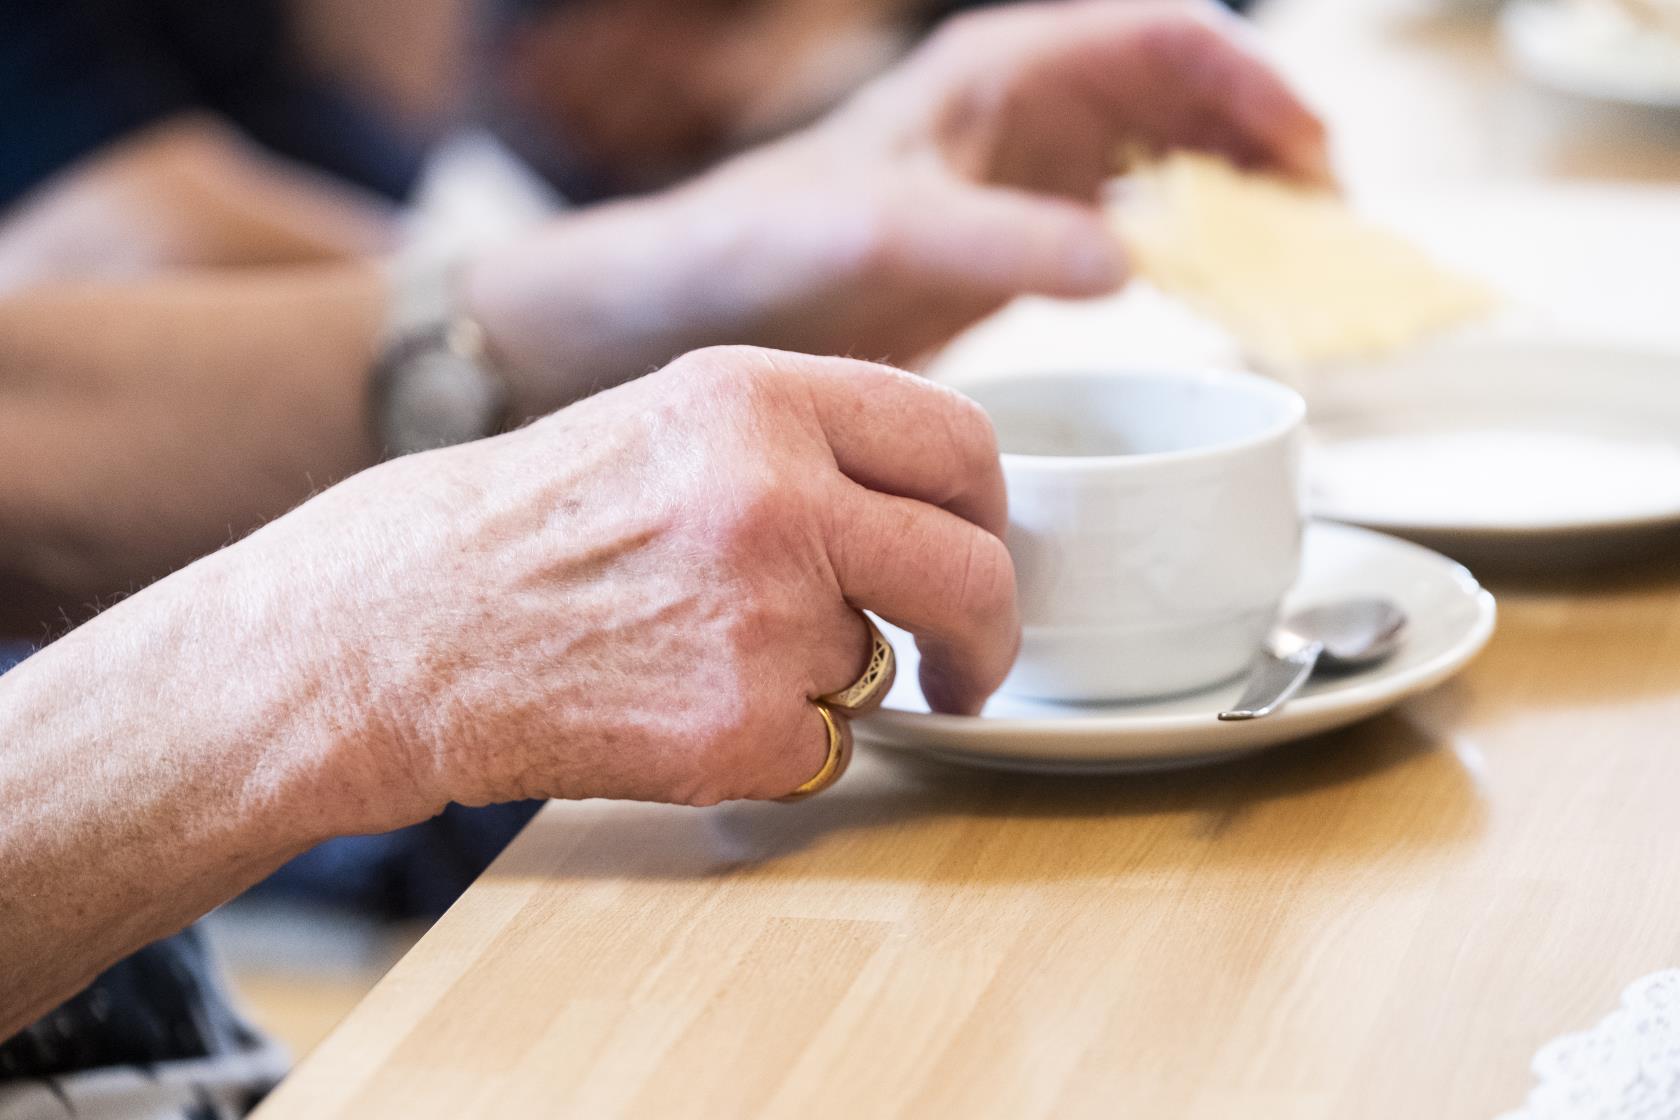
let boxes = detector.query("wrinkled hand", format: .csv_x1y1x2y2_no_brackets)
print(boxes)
237,347,1016,825
471,0,1328,411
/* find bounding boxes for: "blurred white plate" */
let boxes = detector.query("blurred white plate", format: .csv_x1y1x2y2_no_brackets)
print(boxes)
1304,337,1680,568
856,523,1494,774
1501,0,1680,110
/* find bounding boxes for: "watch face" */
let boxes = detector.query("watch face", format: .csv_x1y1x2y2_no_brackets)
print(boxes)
377,346,508,456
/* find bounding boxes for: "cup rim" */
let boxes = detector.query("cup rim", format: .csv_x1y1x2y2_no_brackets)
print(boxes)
964,368,1306,470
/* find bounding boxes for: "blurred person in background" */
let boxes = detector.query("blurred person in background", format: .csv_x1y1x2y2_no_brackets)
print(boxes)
1,1,1325,1115
2,0,1262,284
488,0,1253,201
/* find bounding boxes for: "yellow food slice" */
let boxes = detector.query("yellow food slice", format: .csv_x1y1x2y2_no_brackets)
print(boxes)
1112,153,1498,370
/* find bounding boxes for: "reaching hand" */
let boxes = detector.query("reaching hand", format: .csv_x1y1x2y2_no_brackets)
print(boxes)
468,0,1329,411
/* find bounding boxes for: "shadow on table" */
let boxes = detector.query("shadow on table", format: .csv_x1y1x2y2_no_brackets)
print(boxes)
1476,536,1680,597
491,691,1487,886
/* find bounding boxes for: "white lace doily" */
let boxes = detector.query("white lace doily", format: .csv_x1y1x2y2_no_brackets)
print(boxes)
1499,970,1680,1120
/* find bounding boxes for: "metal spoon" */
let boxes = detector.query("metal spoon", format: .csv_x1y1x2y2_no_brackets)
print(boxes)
1217,599,1408,721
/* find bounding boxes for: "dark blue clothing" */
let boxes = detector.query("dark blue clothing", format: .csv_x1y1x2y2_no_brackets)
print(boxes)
0,0,426,210
253,801,540,920
0,930,265,1081
0,642,29,674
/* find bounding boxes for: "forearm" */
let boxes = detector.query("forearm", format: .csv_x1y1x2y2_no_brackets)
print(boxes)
0,114,396,293
0,266,386,629
0,540,405,1037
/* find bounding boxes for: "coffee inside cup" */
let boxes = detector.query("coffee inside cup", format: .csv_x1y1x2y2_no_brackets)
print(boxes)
971,374,1300,459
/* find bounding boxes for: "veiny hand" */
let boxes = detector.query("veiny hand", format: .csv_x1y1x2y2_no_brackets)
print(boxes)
231,346,1017,825
469,0,1329,411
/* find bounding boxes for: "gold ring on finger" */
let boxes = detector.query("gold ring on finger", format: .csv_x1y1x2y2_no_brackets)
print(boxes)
778,701,853,802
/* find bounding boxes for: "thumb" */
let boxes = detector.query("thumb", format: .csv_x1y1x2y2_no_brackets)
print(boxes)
898,181,1130,301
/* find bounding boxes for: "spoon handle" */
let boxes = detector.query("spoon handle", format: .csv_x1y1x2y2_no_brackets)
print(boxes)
1218,641,1326,721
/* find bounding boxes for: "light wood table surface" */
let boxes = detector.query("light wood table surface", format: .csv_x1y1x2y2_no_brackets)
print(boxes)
258,2,1680,1117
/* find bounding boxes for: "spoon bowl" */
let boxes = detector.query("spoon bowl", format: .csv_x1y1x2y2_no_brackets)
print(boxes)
1280,599,1409,667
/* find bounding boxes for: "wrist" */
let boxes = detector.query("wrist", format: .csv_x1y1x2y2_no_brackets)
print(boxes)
460,194,730,416
180,526,450,840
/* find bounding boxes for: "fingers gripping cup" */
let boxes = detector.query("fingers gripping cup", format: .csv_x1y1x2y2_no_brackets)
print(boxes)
963,371,1306,704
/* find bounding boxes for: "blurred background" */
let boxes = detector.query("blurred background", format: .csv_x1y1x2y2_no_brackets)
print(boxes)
5,0,1678,1064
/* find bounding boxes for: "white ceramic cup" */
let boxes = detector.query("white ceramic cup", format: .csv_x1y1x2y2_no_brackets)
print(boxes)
962,370,1306,704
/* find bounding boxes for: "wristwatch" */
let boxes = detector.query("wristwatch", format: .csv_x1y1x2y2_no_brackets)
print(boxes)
368,250,512,458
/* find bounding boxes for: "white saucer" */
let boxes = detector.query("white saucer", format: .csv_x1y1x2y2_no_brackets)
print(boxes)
1303,336,1680,569
1501,0,1680,111
855,522,1495,774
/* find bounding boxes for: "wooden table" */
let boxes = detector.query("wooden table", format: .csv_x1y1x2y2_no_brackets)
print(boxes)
1261,0,1680,188
258,3,1680,1116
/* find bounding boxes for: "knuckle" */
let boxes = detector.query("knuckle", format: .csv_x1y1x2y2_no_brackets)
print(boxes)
678,345,815,427
927,6,1004,53
680,690,804,806
666,596,832,804
669,755,734,807
1151,6,1227,57
940,387,1001,472
676,697,760,807
676,786,729,809
831,200,910,285
1131,0,1218,21
716,470,805,559
670,344,779,393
